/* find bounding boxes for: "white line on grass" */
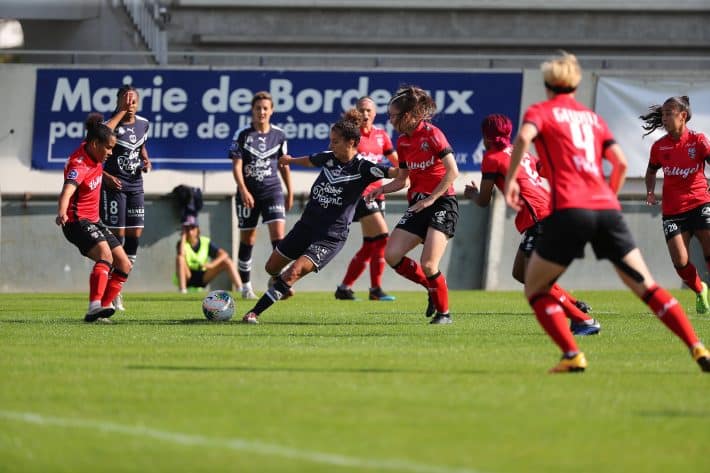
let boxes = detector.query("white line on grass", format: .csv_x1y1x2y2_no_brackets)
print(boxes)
0,410,483,473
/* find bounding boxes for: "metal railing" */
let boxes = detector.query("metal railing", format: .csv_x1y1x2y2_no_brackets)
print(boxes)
117,0,167,65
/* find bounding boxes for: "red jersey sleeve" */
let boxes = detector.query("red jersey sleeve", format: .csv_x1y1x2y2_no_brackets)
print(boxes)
480,150,504,181
699,132,710,162
522,103,545,133
649,139,663,170
430,127,454,158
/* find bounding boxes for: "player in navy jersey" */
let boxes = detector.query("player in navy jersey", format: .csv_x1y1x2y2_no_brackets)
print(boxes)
367,86,459,325
56,113,132,323
101,85,151,312
241,109,398,324
230,91,293,300
503,51,709,373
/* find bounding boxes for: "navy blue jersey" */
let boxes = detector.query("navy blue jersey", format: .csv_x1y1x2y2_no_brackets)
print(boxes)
103,115,150,192
229,125,288,200
300,151,389,239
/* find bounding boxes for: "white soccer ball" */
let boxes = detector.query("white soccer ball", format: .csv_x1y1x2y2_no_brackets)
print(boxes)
202,290,235,321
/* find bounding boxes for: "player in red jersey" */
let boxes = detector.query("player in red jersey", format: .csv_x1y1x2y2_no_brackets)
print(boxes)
56,113,132,323
335,96,399,302
367,86,459,324
466,114,600,336
641,95,710,314
503,52,709,373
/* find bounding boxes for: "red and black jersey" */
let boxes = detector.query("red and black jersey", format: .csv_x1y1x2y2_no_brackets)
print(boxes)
523,94,620,211
358,127,396,200
481,146,550,233
63,143,104,222
648,129,710,216
397,121,455,198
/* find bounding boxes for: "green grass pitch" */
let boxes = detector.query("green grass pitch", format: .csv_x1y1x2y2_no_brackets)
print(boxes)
1,290,709,473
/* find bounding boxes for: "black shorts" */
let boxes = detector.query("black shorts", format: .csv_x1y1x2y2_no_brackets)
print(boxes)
395,194,458,240
236,191,286,230
275,220,346,272
535,208,637,267
353,198,385,222
101,188,145,229
519,222,543,256
662,202,710,241
62,219,122,257
187,270,207,288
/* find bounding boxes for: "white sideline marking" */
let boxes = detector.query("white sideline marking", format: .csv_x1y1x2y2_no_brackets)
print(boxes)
0,410,482,473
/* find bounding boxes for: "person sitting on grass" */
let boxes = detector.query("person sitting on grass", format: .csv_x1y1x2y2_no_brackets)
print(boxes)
175,215,243,295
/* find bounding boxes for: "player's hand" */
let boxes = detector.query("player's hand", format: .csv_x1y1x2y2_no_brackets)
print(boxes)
242,191,255,208
118,90,137,113
55,214,68,226
408,197,433,213
365,188,384,202
278,155,292,166
504,180,523,211
464,180,479,199
103,173,122,190
285,192,294,212
142,156,152,173
646,192,658,206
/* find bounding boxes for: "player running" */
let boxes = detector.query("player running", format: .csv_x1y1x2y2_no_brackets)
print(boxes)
241,109,398,324
56,113,132,323
230,91,293,300
368,85,459,325
466,113,600,335
641,95,710,314
503,51,710,373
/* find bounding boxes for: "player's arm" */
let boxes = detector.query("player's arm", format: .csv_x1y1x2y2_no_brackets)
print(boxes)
141,145,151,173
505,123,537,211
368,167,408,201
278,155,315,168
465,178,495,207
232,156,254,208
408,153,459,213
278,158,294,211
604,143,628,195
205,247,229,271
104,90,136,130
56,181,77,226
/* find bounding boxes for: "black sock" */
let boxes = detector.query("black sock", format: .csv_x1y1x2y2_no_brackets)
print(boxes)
252,277,292,315
238,242,254,283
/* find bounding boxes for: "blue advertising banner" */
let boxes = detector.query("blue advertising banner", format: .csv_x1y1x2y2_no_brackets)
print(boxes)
32,69,522,171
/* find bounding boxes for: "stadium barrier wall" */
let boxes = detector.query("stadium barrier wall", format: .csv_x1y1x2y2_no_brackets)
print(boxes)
1,64,708,292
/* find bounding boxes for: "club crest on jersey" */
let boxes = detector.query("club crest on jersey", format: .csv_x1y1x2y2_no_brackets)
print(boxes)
687,146,696,160
129,134,137,144
420,141,430,151
67,169,78,180
376,136,384,147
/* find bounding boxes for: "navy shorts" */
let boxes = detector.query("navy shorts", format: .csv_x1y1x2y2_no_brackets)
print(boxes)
535,209,637,267
62,219,122,257
187,270,207,288
275,220,345,272
662,202,710,241
353,198,385,222
101,188,145,229
519,222,543,257
236,191,286,229
395,194,458,240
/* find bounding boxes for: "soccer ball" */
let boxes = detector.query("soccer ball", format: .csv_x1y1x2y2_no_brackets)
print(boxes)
202,290,235,321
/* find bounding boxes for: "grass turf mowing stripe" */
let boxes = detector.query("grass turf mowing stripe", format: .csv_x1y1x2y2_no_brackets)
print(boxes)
0,410,483,473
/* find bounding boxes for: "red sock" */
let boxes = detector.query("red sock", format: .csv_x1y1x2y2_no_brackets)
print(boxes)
529,292,579,354
643,285,699,348
89,261,111,303
393,257,428,288
550,283,591,323
427,272,449,314
342,240,373,287
675,263,703,293
101,271,128,307
369,236,387,288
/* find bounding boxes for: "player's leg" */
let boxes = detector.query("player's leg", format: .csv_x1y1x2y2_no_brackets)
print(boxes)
175,253,191,294
100,226,131,315
667,231,706,312
362,210,393,301
84,240,115,321
612,248,709,371
421,227,452,324
236,193,260,299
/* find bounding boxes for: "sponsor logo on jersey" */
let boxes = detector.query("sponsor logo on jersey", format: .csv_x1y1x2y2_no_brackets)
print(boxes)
659,146,674,151
312,182,344,208
688,146,696,160
663,164,699,179
369,166,384,178
88,176,102,190
67,169,78,180
408,156,435,170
